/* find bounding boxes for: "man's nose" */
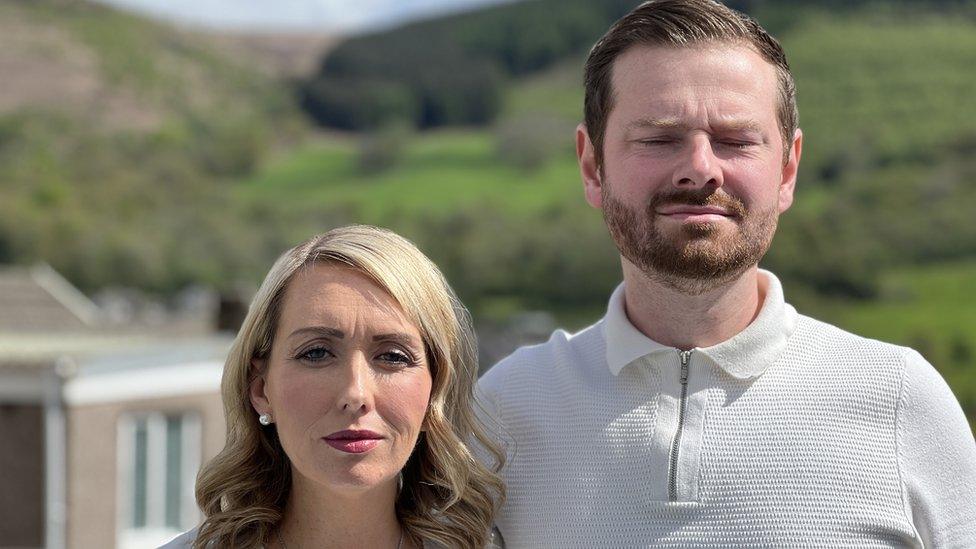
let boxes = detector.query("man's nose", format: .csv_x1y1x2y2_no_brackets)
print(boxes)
672,135,723,189
337,355,372,414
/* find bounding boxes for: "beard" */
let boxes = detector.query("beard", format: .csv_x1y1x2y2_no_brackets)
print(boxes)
601,182,778,295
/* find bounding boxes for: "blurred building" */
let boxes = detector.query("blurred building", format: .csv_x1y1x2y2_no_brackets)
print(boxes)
0,265,231,549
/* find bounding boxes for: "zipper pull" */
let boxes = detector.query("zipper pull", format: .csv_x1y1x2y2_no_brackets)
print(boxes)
679,350,692,384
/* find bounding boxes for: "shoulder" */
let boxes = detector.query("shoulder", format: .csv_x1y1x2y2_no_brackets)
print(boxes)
157,528,198,549
793,313,907,356
478,320,605,397
475,322,605,452
790,313,918,375
791,312,968,425
895,348,976,543
898,347,971,429
781,314,945,420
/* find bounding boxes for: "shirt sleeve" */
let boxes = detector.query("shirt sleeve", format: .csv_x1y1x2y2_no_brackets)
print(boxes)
897,348,976,547
473,375,512,471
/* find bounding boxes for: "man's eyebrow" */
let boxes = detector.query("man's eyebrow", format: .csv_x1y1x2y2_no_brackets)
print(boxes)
626,117,685,131
287,326,344,340
625,117,764,133
712,119,764,133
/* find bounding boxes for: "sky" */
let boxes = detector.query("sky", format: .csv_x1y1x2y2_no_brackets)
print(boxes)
89,0,514,33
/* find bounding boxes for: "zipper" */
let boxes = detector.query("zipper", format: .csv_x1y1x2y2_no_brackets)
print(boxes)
668,349,692,502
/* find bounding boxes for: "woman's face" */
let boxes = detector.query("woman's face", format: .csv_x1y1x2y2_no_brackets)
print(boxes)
250,263,433,495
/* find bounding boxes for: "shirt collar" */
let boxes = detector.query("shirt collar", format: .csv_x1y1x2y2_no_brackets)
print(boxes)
603,269,798,379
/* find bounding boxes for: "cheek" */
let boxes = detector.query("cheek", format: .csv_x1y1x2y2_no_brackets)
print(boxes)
603,164,655,201
380,372,432,434
725,163,782,205
273,369,334,421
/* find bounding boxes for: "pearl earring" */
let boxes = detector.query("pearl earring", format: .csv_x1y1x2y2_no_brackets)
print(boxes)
259,413,273,426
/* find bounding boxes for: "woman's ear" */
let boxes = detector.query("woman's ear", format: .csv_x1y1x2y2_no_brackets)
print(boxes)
249,358,271,416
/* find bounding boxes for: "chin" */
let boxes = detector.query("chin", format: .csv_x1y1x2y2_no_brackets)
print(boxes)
294,450,400,494
318,465,399,495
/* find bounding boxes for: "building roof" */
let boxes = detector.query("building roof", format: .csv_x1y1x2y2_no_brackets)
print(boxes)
63,335,233,405
0,332,233,404
0,264,100,333
0,264,234,406
0,332,233,369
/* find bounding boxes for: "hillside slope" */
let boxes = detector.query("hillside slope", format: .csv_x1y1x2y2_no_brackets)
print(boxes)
0,0,327,131
0,0,312,293
0,0,973,426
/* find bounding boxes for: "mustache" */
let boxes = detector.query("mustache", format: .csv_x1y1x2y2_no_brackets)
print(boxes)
649,188,746,216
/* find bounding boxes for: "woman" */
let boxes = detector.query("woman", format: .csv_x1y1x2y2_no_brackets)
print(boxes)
164,225,505,548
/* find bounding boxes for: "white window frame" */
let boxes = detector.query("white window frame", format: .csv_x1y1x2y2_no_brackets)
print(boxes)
116,411,201,549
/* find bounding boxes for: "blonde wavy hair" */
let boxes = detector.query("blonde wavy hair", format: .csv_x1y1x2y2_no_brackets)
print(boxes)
194,225,505,548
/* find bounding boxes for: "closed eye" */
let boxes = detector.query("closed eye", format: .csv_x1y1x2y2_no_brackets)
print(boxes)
637,138,678,146
717,140,756,149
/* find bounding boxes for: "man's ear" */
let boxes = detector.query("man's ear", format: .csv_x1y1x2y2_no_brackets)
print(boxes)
248,358,271,416
778,128,803,214
577,123,604,209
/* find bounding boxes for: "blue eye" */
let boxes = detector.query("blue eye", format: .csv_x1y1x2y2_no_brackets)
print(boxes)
299,347,332,362
378,350,415,366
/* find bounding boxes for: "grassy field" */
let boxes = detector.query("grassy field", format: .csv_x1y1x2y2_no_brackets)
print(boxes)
237,131,586,220
787,14,976,177
4,1,973,425
240,8,976,212
231,8,976,431
817,261,976,347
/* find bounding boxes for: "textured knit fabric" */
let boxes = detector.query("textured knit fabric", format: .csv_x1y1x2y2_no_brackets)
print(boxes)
476,270,976,548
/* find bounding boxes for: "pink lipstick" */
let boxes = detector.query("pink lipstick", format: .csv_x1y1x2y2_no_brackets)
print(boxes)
324,429,383,454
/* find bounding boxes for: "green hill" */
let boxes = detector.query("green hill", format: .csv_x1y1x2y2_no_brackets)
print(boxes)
0,0,973,426
242,5,976,299
236,2,976,427
0,0,307,292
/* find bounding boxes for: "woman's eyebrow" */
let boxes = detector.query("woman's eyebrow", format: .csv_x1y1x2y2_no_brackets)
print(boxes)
372,332,420,345
287,326,345,341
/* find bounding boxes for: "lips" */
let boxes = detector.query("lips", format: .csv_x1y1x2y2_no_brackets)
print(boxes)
324,429,384,454
656,205,733,216
649,189,745,220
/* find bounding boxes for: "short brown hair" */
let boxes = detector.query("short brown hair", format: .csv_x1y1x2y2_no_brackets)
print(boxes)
583,0,798,167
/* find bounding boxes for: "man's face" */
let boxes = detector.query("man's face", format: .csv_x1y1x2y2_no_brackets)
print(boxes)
577,44,801,294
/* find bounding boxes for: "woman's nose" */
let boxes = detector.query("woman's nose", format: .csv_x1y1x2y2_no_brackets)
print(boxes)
336,355,372,414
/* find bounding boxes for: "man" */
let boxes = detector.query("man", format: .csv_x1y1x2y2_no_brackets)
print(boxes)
476,0,976,546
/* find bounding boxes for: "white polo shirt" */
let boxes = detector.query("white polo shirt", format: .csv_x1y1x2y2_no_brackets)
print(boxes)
477,271,976,547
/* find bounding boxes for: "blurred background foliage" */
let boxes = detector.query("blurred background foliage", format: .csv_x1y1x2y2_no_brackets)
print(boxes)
1,0,974,425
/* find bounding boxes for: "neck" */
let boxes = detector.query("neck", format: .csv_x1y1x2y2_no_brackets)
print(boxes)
621,259,766,350
275,468,404,549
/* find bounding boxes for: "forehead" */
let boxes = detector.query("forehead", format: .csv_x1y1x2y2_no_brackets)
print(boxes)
608,43,780,126
278,263,417,334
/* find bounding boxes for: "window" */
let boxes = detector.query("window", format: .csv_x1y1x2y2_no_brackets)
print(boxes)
117,412,200,549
